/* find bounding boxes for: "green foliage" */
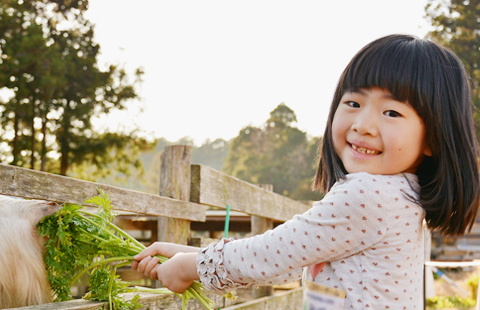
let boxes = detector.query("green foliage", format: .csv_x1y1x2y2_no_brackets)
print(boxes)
85,189,114,224
37,190,218,310
39,203,87,301
426,295,476,309
68,131,154,182
0,0,150,177
425,0,480,140
37,195,142,308
223,103,321,201
467,274,479,300
84,266,142,310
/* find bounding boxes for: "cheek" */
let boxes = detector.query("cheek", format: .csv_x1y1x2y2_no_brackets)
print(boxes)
384,127,424,158
331,115,346,148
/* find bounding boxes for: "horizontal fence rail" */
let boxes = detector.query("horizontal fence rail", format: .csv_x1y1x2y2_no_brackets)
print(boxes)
0,163,206,222
191,164,311,221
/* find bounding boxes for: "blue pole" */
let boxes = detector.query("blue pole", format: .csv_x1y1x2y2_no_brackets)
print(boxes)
224,205,231,239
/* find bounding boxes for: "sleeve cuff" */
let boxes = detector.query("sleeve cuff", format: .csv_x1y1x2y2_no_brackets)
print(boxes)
196,238,254,294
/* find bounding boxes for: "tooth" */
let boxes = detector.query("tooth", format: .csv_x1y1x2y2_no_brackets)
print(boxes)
351,143,377,155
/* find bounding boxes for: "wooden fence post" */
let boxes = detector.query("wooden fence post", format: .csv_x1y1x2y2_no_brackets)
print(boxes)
251,184,274,298
157,145,192,245
423,225,435,306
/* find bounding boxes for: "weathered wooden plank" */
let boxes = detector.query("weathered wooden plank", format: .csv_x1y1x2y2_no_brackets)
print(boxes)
189,237,219,248
251,184,274,299
157,145,191,245
9,298,104,310
191,165,311,222
10,291,228,310
0,164,206,221
222,288,303,310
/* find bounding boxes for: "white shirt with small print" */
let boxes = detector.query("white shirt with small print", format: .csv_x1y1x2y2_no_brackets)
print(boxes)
198,172,425,310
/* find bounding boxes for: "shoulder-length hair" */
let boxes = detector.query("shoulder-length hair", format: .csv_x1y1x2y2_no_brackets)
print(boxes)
313,34,480,236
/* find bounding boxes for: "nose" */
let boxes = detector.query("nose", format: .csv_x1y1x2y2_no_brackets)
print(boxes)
351,109,378,136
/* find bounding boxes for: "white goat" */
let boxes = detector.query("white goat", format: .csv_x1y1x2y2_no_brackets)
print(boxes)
0,195,60,308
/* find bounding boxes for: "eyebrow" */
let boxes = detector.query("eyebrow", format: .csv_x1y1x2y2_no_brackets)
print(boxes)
349,89,401,102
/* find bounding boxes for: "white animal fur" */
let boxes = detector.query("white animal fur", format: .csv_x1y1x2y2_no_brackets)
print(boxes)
0,195,60,309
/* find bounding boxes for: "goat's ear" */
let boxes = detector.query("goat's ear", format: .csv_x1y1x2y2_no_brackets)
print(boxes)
33,201,61,224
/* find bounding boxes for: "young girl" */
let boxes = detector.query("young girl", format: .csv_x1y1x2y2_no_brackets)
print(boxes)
132,34,480,309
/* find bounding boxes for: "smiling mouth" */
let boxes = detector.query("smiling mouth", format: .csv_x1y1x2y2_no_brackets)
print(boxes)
350,143,380,155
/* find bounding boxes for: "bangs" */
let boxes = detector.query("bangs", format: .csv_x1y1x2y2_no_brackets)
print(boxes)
341,36,432,112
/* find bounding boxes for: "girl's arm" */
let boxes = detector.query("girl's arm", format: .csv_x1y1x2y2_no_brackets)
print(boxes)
132,240,304,292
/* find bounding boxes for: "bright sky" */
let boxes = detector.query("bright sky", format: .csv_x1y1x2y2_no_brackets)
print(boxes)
85,0,431,145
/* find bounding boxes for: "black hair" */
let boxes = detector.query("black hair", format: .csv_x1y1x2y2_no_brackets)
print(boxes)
313,34,480,236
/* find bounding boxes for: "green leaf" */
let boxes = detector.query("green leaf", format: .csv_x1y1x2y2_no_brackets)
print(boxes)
37,191,219,309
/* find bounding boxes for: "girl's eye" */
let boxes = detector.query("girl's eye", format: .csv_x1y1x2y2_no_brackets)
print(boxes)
384,110,402,117
345,101,360,108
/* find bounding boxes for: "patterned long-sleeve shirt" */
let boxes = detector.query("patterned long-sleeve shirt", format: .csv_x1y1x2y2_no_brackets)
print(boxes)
197,172,425,309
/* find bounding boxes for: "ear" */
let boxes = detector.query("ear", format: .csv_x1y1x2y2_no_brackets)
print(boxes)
423,145,432,157
33,201,61,224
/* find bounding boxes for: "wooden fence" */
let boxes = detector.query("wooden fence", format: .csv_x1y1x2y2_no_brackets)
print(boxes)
5,145,311,310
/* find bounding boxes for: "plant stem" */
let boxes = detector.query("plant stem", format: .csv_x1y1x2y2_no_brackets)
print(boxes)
78,213,119,240
79,210,146,250
182,292,187,310
134,286,178,296
70,256,134,287
188,284,214,310
77,212,144,255
108,264,116,310
76,226,109,243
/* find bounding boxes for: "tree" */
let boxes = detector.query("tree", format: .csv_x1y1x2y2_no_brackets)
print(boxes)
0,0,151,177
425,0,480,139
0,0,64,169
223,103,321,200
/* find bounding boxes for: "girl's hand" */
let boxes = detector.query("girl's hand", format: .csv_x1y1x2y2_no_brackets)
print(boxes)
156,252,199,293
131,242,200,293
135,242,200,259
131,242,199,272
133,252,199,293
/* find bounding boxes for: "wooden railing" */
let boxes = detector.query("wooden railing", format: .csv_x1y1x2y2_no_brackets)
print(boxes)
6,145,311,310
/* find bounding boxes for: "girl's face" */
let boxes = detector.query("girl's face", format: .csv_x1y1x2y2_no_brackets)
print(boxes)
332,87,431,175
